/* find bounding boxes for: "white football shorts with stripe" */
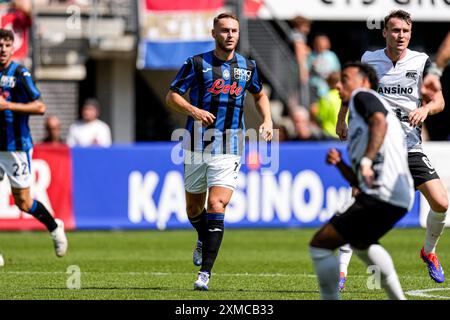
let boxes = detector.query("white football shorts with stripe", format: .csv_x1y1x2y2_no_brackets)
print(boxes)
184,150,242,194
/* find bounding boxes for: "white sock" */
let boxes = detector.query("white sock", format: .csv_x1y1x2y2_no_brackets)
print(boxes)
338,244,353,276
309,246,340,300
354,244,406,300
424,209,447,254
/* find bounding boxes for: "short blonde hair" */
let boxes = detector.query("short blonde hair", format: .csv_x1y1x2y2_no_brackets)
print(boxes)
213,13,239,28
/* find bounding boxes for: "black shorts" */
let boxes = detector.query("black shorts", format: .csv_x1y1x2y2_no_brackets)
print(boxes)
408,152,440,189
329,193,407,248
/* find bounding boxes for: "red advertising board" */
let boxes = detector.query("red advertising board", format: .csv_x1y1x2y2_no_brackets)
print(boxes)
0,145,75,231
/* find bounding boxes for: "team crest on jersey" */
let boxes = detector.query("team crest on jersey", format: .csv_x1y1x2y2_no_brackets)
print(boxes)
405,70,418,80
223,69,230,80
234,68,252,81
0,75,16,88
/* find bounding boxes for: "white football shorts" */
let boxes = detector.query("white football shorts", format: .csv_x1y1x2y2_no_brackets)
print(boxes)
184,150,242,194
0,150,33,189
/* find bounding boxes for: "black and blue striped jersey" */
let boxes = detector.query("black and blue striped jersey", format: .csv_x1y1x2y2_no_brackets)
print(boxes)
170,50,262,155
0,61,41,151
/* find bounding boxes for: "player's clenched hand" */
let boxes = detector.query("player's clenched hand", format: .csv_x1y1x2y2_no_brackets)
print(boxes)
259,121,273,142
326,148,342,165
360,164,375,188
421,74,442,100
335,119,348,141
408,106,429,127
192,107,216,126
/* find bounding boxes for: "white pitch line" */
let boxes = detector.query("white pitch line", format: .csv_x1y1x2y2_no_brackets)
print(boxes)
406,288,450,299
0,271,433,279
2,271,313,277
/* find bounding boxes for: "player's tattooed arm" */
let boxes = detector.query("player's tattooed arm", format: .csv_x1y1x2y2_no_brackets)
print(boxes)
361,112,387,187
366,112,387,159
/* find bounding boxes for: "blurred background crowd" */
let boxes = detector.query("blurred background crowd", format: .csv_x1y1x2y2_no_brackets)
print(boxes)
1,0,448,145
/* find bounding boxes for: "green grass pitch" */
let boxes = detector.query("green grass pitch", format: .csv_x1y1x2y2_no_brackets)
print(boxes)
0,228,449,300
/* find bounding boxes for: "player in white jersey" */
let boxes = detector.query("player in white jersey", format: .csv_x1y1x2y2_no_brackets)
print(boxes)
309,62,414,300
336,10,447,287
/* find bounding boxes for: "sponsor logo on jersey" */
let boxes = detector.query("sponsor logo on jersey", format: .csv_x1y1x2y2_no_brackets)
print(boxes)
207,79,244,96
0,75,16,88
233,68,252,81
378,85,413,95
223,69,230,80
405,70,418,80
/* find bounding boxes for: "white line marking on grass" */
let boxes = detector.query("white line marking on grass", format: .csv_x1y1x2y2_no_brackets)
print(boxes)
406,288,450,299
0,271,429,279
3,271,311,277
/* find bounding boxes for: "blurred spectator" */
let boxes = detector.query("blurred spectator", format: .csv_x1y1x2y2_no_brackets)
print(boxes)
273,123,289,142
0,0,32,65
41,115,65,145
290,15,312,107
307,33,341,107
312,72,342,139
290,106,327,141
66,98,112,147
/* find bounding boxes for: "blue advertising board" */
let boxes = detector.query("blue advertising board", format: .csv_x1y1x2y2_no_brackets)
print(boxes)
72,142,420,229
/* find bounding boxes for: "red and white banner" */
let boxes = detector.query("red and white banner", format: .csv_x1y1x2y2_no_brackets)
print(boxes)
0,145,75,231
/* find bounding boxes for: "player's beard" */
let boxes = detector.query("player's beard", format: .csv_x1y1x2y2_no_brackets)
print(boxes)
216,39,237,53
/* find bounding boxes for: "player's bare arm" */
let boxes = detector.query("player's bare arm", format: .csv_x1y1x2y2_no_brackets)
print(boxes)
326,148,358,187
336,104,349,141
421,32,449,101
435,32,450,70
421,74,442,98
252,90,273,141
165,90,216,126
409,90,445,127
0,96,46,115
361,111,387,187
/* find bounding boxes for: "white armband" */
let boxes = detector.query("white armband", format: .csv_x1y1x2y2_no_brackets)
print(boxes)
360,156,373,167
428,62,443,78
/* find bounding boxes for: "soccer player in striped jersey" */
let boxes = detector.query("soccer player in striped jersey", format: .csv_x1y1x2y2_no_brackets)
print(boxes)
336,10,447,287
0,29,67,263
166,13,273,290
